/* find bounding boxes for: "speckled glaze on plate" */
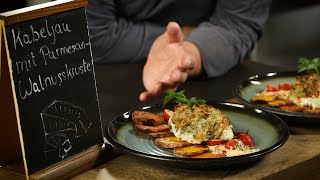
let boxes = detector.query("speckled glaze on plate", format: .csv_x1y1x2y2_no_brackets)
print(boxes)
105,101,289,169
233,71,320,121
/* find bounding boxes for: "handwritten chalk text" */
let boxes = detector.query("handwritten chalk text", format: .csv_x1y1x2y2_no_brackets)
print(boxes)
39,41,89,65
11,20,72,50
15,51,37,74
18,59,92,100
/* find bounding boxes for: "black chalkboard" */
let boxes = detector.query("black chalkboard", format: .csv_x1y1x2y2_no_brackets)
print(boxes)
4,7,103,174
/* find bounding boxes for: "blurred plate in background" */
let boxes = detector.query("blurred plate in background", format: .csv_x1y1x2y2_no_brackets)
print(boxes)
233,71,320,123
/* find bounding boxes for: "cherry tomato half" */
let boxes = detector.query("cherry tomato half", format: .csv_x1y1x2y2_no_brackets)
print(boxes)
236,131,254,147
265,85,278,92
225,140,238,150
278,83,291,91
163,109,174,122
207,139,225,146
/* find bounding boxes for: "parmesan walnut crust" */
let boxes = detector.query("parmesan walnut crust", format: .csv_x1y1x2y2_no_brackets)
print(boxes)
288,73,320,109
169,103,231,144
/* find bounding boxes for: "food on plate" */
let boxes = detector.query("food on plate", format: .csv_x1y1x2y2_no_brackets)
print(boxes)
191,152,224,158
208,139,259,157
132,110,164,125
251,57,320,114
135,124,170,132
163,90,234,144
279,104,305,112
149,131,174,138
131,90,260,158
169,103,233,144
267,99,291,107
173,144,209,156
288,73,320,110
163,109,174,122
251,94,277,102
236,131,254,147
154,136,192,148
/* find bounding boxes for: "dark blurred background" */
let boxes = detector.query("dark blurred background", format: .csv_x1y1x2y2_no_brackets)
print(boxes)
0,0,52,13
251,1,320,70
0,0,27,13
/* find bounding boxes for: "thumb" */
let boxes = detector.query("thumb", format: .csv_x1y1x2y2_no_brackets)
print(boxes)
166,22,183,43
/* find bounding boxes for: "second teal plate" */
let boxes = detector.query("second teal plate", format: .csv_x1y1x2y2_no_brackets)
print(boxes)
233,71,320,121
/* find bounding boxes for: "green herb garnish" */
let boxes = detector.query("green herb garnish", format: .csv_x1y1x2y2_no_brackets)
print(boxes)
298,57,320,75
162,90,206,107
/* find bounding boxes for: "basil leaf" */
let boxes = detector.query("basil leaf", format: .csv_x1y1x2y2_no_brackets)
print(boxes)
162,90,207,107
298,57,320,75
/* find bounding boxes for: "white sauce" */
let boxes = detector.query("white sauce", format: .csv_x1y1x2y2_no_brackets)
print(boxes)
208,139,260,157
258,90,290,99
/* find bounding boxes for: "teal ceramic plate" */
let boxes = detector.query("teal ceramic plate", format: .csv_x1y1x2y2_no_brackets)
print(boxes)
233,71,320,120
105,101,289,169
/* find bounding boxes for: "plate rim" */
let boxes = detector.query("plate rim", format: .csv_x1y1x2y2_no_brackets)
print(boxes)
105,101,289,164
233,71,320,119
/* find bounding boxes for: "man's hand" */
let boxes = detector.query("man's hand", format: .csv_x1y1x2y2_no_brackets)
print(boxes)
139,22,202,102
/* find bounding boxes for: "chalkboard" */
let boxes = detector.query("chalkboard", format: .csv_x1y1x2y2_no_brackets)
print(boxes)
4,7,103,174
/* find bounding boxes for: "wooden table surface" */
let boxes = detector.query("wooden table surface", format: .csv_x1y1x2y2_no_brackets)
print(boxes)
72,135,320,180
70,60,320,180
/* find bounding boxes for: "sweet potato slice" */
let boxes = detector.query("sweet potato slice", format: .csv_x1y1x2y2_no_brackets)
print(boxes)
191,152,224,158
136,124,170,132
303,108,320,114
154,136,192,148
279,105,305,112
251,95,277,102
149,131,174,138
267,99,291,107
132,110,164,126
173,144,209,156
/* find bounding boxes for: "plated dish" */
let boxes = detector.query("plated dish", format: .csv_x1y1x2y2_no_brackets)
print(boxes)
233,71,320,120
105,101,289,169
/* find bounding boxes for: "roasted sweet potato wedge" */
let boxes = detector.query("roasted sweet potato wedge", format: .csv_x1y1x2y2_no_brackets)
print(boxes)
303,108,320,114
136,124,170,132
149,131,174,138
154,136,192,148
173,144,209,156
132,110,164,126
251,95,277,102
191,152,224,158
267,99,292,107
279,105,305,112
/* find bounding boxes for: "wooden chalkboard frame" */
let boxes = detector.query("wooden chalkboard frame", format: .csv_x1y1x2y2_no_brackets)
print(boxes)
0,0,87,26
0,0,112,179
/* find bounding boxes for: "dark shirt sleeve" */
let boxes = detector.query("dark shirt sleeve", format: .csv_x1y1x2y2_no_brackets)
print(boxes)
87,0,272,78
185,0,272,77
86,0,165,63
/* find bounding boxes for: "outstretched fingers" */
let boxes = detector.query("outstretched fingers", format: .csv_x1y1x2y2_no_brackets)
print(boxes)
170,69,188,85
139,81,177,102
178,56,193,71
166,22,183,44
